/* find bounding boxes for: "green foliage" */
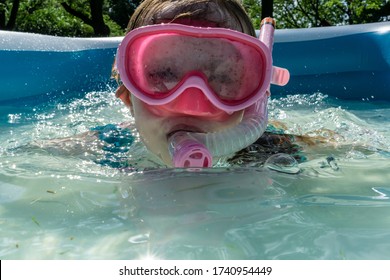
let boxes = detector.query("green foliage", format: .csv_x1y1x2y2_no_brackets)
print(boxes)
15,0,94,36
2,0,139,36
1,0,389,36
107,0,141,29
243,0,262,29
104,14,123,36
244,0,389,29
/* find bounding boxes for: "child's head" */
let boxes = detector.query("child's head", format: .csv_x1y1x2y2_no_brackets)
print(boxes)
115,0,274,167
127,0,256,35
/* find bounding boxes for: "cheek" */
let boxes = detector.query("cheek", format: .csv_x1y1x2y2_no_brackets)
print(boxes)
132,98,165,140
131,98,172,163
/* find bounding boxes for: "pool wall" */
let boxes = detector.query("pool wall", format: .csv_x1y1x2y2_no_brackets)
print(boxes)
272,22,390,100
1,22,389,102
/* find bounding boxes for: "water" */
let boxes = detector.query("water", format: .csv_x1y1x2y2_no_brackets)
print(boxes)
1,90,390,259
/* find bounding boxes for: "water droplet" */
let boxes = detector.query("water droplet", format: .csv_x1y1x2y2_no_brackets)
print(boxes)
326,156,339,171
264,153,300,174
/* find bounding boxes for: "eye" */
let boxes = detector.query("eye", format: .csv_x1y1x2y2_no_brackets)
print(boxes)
147,67,179,92
207,64,239,100
148,67,176,80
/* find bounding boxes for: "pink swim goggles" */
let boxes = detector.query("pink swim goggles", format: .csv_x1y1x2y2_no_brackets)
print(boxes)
115,23,289,114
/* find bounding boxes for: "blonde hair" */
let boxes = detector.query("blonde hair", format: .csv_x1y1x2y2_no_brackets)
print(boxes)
127,0,256,36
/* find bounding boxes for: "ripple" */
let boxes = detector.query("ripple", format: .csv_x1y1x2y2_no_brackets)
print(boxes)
128,233,150,244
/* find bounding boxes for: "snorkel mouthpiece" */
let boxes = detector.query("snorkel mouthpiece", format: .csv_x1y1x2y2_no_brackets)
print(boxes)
169,132,212,168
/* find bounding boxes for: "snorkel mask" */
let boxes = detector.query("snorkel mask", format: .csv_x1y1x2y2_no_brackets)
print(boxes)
116,17,289,167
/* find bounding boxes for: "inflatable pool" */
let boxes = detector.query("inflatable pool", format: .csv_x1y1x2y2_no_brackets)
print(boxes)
1,21,389,102
1,22,390,261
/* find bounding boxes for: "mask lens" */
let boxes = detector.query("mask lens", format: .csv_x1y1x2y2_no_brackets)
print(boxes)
126,33,266,103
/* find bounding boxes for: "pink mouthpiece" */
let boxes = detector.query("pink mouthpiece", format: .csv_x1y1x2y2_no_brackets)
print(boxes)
170,133,212,168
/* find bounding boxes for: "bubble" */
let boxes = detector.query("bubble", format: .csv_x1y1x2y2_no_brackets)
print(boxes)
264,153,300,174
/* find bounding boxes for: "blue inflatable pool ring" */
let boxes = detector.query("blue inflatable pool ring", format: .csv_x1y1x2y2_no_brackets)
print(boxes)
0,22,389,102
271,22,390,100
0,32,121,102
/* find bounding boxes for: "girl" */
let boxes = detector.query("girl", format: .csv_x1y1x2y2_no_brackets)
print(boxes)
112,0,290,167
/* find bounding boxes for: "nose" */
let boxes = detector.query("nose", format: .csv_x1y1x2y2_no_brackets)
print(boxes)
157,87,228,118
173,88,216,116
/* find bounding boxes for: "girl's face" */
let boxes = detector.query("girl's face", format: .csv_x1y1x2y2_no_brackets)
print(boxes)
122,3,246,166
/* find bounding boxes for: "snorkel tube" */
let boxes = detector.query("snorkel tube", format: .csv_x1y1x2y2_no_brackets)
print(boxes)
168,94,268,167
169,18,290,167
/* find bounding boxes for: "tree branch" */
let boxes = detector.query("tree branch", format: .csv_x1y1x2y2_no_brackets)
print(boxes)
61,2,92,25
6,0,20,30
296,0,317,26
283,3,301,28
0,0,6,28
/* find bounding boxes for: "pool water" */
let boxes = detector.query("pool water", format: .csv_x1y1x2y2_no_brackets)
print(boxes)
1,90,390,259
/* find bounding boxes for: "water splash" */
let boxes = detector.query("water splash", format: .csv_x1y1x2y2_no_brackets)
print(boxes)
1,91,390,259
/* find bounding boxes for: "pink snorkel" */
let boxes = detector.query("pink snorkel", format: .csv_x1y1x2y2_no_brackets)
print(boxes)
168,18,289,168
169,131,212,168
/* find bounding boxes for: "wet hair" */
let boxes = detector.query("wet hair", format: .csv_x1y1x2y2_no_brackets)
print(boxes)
127,0,256,36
